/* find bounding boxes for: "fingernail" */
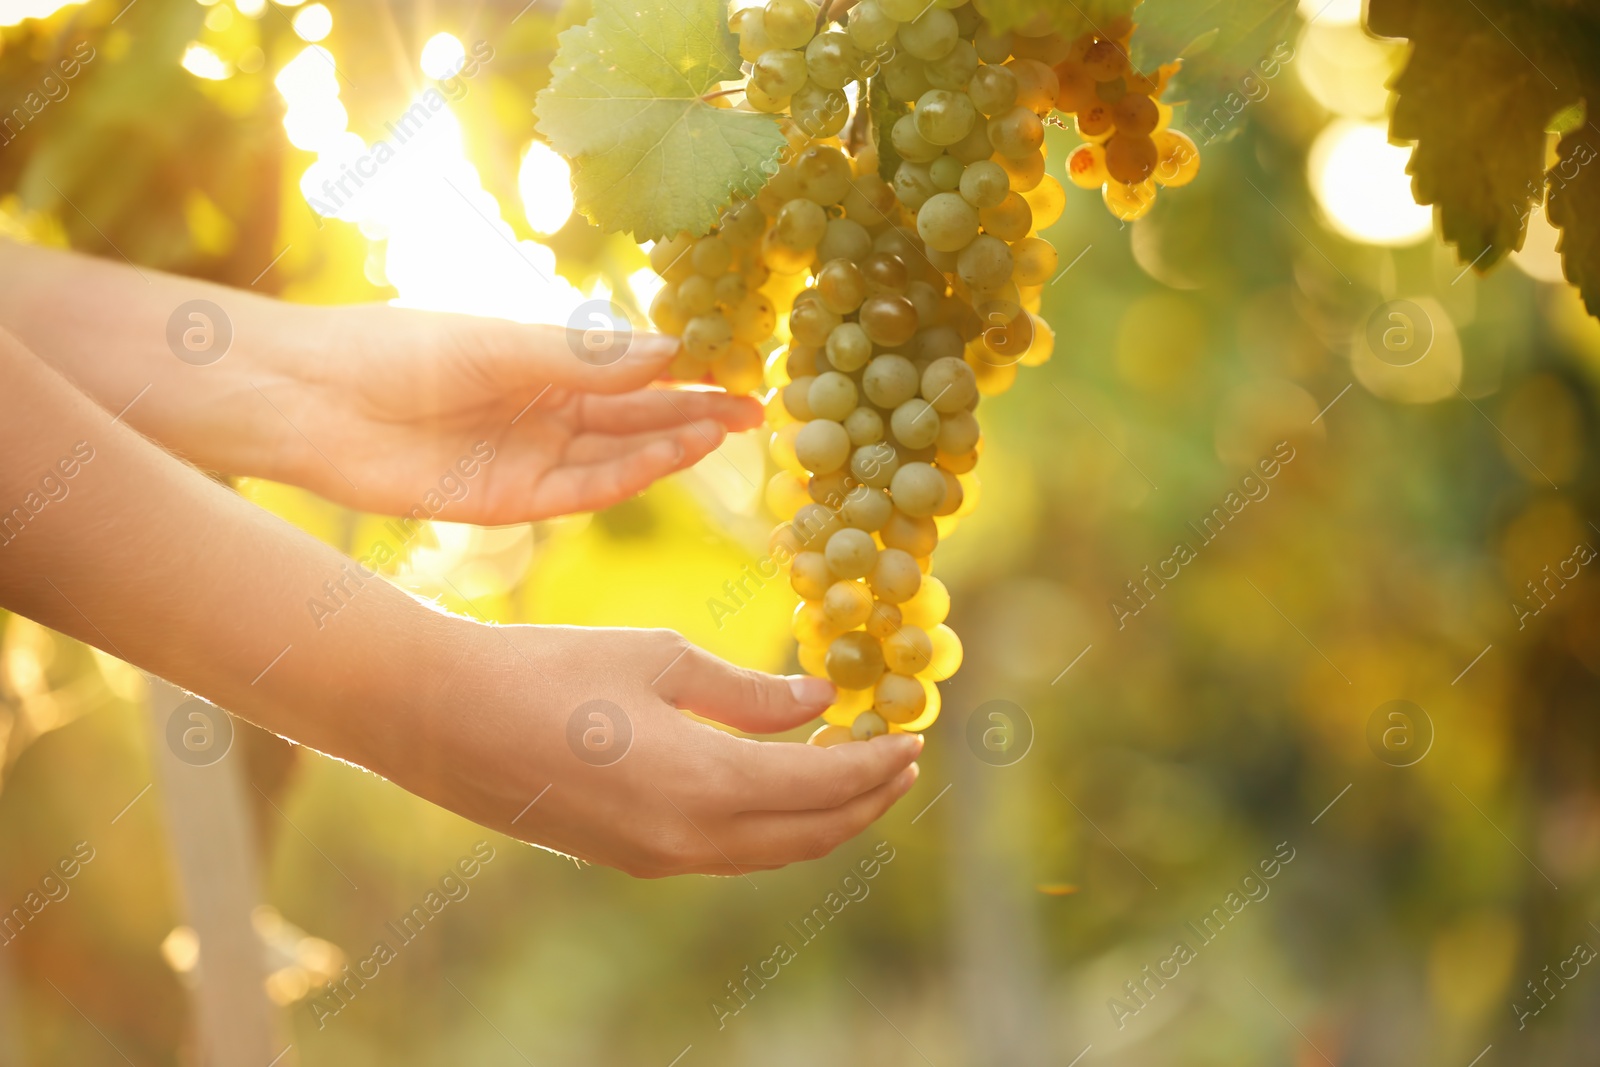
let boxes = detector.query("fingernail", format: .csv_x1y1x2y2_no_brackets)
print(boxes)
639,332,681,359
786,674,835,707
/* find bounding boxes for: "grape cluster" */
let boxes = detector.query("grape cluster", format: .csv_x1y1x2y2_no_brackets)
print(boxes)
641,0,1194,745
1052,17,1200,220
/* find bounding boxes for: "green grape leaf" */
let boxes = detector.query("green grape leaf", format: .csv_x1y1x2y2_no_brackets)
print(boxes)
974,0,1137,39
1369,0,1584,272
1547,130,1600,317
533,0,785,241
1133,0,1298,131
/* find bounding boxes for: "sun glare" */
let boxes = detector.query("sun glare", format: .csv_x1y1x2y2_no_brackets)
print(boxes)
420,33,467,79
181,42,232,81
518,141,575,235
1309,120,1433,246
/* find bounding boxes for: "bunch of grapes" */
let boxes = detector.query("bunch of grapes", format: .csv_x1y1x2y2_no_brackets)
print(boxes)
1052,15,1200,220
641,0,1195,745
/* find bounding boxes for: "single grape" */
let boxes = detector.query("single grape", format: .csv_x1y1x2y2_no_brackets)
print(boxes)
1152,130,1200,187
824,579,874,629
916,191,980,253
775,198,827,249
892,112,944,163
973,22,1012,63
816,218,874,264
825,321,872,371
889,461,947,517
987,106,1045,159
868,547,922,603
929,154,965,191
936,409,980,455
650,233,696,282
925,623,963,680
875,672,927,723
997,150,1045,192
1011,236,1059,286
827,631,886,690
676,274,716,315
715,342,764,394
1066,141,1109,189
921,356,978,411
764,0,817,50
713,272,748,307
925,39,978,90
1006,58,1060,114
792,502,844,549
844,405,885,446
859,292,920,347
865,600,903,640
966,63,1018,116
808,371,859,421
850,709,889,740
851,441,900,488
893,160,938,212
790,298,841,346
806,32,863,90
948,121,997,164
861,252,910,293
882,52,931,101
840,483,894,530
825,526,878,579
1106,132,1158,184
883,625,933,674
1103,179,1157,221
793,600,841,646
878,0,925,20
1010,31,1071,64
794,418,851,473
1081,39,1129,81
899,7,958,60
795,146,854,206
683,314,733,360
881,509,938,557
843,172,900,221
732,7,774,62
790,550,832,599
729,291,777,342
958,159,1010,209
932,469,964,516
1021,174,1066,229
809,469,852,507
649,284,687,335
753,48,809,98
957,233,1014,290
863,354,921,408
846,0,898,51
889,398,941,449
978,191,1033,242
691,234,733,276
914,89,977,146
1075,101,1114,142
1112,91,1159,135
808,723,854,747
816,258,867,314
791,82,850,137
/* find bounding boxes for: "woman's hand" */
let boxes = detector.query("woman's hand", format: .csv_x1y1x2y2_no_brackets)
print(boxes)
0,241,757,521
395,624,923,876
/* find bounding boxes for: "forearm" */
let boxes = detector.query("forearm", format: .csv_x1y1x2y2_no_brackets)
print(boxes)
0,326,463,774
0,239,316,481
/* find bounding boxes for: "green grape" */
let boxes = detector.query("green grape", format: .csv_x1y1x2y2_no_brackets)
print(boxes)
810,469,852,507
843,405,885,446
842,172,898,222
892,160,938,212
914,324,964,363
997,149,1045,192
929,154,965,191
932,469,963,516
823,579,874,629
691,235,732,276
790,551,832,599
846,0,898,51
948,121,996,164
829,632,885,690
881,52,931,101
785,344,820,379
729,291,777,341
649,233,696,282
925,39,978,90
792,502,844,548
1006,58,1060,113
916,191,980,253
913,89,977,146
861,252,910,293
967,63,1018,116
875,673,926,722
889,461,946,517
683,314,732,360
903,280,944,325
825,321,872,371
824,526,878,579
764,0,817,50
790,297,841,345
868,548,923,603
878,0,927,21
805,32,862,91
791,82,849,137
753,48,809,98
881,510,938,556
851,441,900,489
920,356,978,411
987,105,1045,159
795,146,853,206
676,274,716,315
840,484,894,531
775,197,827,249
859,293,920,347
865,600,903,641
936,408,980,454
1011,236,1058,286
817,217,874,264
883,625,933,674
850,709,889,739
978,191,1033,241
923,244,959,276
958,159,1009,209
649,284,686,336
973,22,1012,63
808,371,859,421
795,418,851,473
899,7,958,60
713,272,748,307
957,233,1014,290
890,398,940,449
891,113,943,163
863,354,920,408
816,258,868,314
731,7,774,63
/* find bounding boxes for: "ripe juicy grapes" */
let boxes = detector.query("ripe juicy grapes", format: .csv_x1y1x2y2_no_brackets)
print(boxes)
644,0,1195,745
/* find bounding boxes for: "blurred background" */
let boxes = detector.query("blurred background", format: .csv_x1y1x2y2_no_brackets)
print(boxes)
3,0,1600,1063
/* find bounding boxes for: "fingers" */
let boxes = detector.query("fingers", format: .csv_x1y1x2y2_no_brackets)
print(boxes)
562,422,723,465
530,421,725,514
721,730,923,812
440,316,681,397
719,762,919,869
657,642,838,733
578,388,764,435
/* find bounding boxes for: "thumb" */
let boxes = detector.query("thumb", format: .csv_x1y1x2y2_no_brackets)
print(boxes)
657,643,836,734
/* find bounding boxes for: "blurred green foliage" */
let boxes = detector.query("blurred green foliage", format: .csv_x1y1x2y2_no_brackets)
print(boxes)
4,1,1600,1065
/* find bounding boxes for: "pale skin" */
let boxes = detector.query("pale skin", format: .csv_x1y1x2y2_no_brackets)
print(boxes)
0,240,921,877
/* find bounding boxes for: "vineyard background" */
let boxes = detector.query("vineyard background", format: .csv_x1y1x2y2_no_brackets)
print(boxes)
3,0,1600,1064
